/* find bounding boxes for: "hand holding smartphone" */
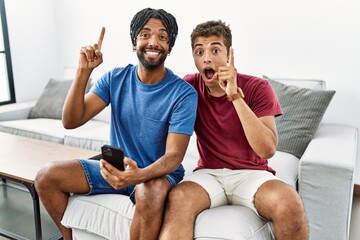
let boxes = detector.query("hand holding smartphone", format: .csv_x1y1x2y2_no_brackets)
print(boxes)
101,144,125,171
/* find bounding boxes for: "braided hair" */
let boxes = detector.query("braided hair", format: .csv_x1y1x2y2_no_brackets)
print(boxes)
130,8,178,51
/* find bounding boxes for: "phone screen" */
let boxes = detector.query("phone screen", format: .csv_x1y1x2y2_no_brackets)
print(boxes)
101,145,125,171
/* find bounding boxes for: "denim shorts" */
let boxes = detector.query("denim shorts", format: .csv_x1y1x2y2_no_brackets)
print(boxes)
79,159,183,202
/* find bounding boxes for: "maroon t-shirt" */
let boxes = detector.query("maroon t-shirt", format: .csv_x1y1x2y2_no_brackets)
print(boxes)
184,73,282,175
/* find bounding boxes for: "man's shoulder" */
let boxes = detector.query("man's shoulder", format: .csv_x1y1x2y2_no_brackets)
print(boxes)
110,64,134,74
97,65,135,84
183,73,200,81
168,72,197,93
177,77,198,96
182,73,201,89
238,73,270,89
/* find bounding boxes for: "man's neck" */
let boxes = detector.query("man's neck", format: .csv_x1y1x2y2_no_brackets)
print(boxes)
137,65,167,84
206,85,226,97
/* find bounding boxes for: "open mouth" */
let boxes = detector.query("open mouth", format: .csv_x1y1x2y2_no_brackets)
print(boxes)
204,68,216,80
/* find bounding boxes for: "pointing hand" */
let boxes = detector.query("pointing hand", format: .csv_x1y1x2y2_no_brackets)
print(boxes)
218,47,238,96
79,27,105,70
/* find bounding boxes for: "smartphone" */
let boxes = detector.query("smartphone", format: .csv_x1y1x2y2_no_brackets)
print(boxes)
101,144,125,171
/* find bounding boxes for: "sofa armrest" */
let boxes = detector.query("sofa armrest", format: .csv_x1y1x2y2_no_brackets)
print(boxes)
0,101,36,121
298,123,358,240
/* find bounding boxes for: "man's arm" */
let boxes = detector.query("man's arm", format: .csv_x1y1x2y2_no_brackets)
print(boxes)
62,27,107,129
218,47,278,159
232,101,278,159
141,132,190,180
100,133,190,189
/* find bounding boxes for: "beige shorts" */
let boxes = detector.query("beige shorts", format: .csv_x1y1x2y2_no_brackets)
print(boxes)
183,168,281,214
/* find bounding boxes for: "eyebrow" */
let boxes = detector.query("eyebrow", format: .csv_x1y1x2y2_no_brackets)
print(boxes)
194,41,223,48
141,27,168,33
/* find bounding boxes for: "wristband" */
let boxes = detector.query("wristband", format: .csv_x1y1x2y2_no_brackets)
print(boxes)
227,87,245,101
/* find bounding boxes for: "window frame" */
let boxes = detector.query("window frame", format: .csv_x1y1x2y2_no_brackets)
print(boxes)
0,0,15,105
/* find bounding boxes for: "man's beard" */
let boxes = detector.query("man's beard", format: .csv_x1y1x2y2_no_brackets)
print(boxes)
137,50,167,70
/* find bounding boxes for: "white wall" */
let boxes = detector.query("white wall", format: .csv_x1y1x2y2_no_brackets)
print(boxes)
5,0,360,130
5,0,60,102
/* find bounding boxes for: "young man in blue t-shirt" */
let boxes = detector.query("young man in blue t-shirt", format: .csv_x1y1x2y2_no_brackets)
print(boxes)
35,8,197,240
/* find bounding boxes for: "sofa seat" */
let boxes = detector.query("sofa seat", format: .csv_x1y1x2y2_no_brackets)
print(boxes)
63,194,135,240
195,206,271,240
0,118,67,144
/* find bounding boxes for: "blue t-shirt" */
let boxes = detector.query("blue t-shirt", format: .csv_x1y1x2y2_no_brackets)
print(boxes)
90,64,197,176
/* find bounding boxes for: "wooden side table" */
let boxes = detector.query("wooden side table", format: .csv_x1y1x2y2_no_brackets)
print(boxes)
0,132,98,240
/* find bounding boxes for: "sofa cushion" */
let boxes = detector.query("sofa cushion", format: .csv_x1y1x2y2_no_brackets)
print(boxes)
71,230,108,240
0,119,66,144
29,79,73,119
0,101,36,121
0,118,110,147
264,76,335,158
268,151,299,187
195,206,272,240
64,123,110,152
182,133,199,176
92,105,111,123
268,77,326,90
62,194,135,240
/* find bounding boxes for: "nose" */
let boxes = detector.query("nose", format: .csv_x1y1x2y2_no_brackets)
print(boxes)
148,35,158,47
203,51,211,63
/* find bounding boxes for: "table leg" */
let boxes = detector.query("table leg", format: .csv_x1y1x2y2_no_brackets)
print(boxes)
1,179,7,199
23,182,42,240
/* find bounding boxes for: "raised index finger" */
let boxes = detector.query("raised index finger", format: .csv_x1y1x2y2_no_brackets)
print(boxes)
228,47,235,67
97,27,105,50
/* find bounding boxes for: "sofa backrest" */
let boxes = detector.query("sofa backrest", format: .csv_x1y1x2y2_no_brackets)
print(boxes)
274,77,326,90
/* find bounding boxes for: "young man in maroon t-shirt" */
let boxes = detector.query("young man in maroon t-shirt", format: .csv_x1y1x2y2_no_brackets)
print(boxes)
159,20,309,240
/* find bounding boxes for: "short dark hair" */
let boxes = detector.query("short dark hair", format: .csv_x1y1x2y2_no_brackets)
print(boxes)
130,8,178,52
190,20,232,53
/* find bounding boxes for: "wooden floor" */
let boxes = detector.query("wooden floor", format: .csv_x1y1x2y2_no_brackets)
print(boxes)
0,181,60,240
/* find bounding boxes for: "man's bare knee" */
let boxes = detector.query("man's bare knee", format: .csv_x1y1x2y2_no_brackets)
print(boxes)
35,162,60,194
256,180,305,219
135,178,171,210
35,159,89,195
254,180,308,239
168,181,210,213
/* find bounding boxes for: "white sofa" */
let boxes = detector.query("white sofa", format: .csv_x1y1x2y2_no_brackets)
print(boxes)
0,71,358,240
